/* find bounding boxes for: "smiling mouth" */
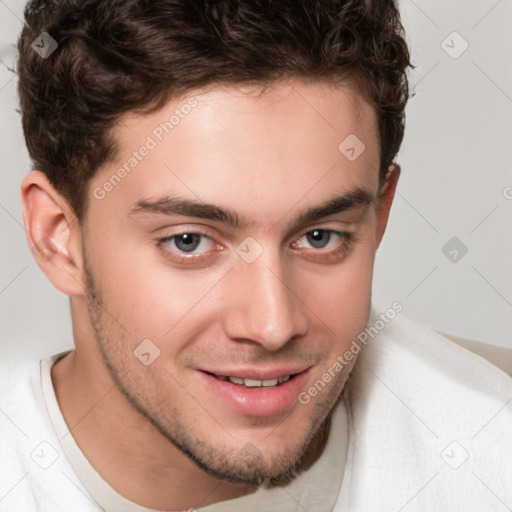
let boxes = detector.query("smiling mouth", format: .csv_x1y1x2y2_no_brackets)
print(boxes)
199,367,311,417
204,372,298,388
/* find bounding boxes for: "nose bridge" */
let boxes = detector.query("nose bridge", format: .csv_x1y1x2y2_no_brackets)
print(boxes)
222,248,307,349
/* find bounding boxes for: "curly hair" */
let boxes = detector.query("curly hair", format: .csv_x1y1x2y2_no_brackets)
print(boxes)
17,0,413,220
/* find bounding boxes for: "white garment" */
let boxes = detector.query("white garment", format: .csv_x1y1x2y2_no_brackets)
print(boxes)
334,305,512,511
0,356,103,511
1,304,510,511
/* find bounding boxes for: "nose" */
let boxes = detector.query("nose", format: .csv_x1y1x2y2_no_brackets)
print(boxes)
222,248,308,351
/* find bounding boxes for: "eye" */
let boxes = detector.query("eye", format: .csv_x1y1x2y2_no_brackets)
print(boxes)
291,229,357,264
171,233,207,253
301,229,337,249
156,228,356,266
298,229,348,250
158,232,217,257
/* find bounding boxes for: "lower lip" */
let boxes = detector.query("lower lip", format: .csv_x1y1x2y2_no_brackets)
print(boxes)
197,369,310,417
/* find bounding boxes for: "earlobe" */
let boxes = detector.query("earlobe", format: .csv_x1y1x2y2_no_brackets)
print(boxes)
21,170,86,296
375,163,401,249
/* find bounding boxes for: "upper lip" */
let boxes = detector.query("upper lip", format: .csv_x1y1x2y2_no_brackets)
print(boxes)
199,365,312,380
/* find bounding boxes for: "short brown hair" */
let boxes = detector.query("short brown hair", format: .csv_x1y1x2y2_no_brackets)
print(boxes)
17,0,413,220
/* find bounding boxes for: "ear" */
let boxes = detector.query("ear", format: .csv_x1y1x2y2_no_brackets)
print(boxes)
375,163,401,249
21,170,85,296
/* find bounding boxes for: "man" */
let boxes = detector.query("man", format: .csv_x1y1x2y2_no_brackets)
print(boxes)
1,0,510,510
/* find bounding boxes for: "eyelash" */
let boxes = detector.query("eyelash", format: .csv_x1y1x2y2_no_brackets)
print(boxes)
156,229,358,265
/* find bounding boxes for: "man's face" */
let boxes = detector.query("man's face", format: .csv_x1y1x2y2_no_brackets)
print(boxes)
82,80,388,484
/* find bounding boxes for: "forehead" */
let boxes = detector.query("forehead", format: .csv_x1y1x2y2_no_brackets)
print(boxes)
91,79,380,225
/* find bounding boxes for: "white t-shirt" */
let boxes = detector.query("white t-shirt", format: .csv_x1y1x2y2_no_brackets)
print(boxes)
1,304,511,511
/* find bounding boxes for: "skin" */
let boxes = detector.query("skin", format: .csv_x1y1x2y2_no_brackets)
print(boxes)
21,79,400,510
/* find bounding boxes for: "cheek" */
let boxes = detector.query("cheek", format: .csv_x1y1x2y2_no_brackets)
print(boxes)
306,236,374,303
299,238,375,349
87,232,225,344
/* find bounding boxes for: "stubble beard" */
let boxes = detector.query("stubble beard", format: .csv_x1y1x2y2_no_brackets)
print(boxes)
83,257,353,487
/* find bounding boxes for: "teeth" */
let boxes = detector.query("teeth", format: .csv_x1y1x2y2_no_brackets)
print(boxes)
243,378,263,387
225,375,290,387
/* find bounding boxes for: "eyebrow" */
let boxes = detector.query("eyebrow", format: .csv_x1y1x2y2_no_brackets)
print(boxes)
130,187,374,231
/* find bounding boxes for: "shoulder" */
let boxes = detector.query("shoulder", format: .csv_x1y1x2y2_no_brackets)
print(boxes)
0,353,61,435
349,304,512,413
0,352,94,511
363,304,511,381
337,306,512,509
0,355,42,401
0,351,67,397
434,329,512,377
0,355,46,509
